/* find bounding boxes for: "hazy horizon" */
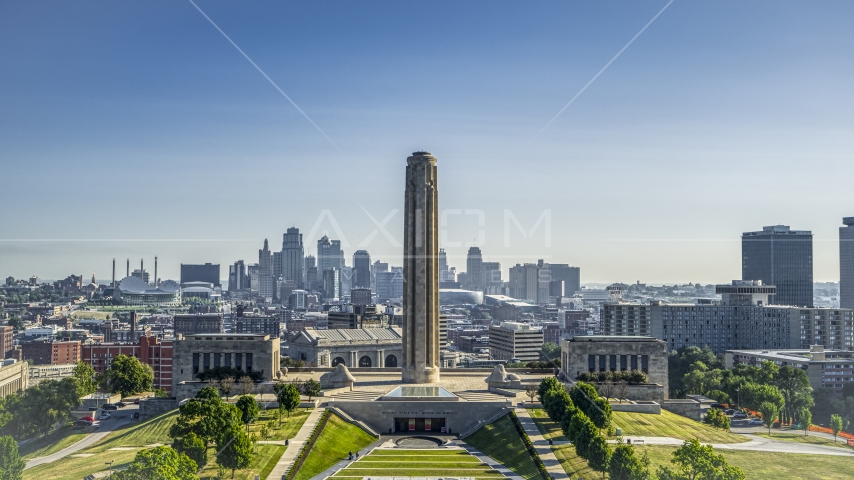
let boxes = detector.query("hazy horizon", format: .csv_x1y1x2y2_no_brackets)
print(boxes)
2,1,853,284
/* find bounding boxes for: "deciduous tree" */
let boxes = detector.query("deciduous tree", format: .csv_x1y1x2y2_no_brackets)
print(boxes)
657,439,744,480
759,402,779,435
102,354,153,397
608,444,649,480
0,434,25,480
587,435,611,479
235,395,259,431
113,446,197,480
830,414,848,443
302,379,321,401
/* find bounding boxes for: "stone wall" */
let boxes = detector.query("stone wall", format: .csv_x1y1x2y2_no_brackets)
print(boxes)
0,361,28,398
561,336,669,398
611,401,661,414
172,334,280,393
139,397,178,420
331,398,511,435
661,399,706,421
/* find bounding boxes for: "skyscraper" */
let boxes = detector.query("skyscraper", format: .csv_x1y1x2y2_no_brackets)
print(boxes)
465,246,483,291
228,260,246,291
317,236,344,272
180,263,220,287
304,255,316,288
438,248,449,281
402,151,440,384
841,217,854,309
258,239,274,301
742,225,813,307
549,264,580,297
353,250,372,289
282,227,304,288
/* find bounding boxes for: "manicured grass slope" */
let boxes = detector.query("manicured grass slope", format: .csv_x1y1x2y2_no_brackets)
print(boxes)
19,427,88,459
528,408,568,441
292,414,376,480
196,444,286,480
250,407,311,441
333,449,503,478
612,410,747,443
752,432,854,449
464,415,541,480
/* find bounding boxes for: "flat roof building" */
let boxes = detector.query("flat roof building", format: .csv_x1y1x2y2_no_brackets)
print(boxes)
172,333,280,393
742,225,813,307
726,346,854,394
173,314,224,336
488,322,543,363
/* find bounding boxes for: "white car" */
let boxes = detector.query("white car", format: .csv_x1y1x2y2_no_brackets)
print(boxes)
100,412,111,420
747,418,764,426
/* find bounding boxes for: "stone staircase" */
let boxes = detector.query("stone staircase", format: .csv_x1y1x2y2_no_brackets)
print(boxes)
457,407,511,439
327,406,381,437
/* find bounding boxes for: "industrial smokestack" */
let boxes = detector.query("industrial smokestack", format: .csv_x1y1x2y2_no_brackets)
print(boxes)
141,259,144,284
112,258,116,288
126,259,130,277
154,257,158,288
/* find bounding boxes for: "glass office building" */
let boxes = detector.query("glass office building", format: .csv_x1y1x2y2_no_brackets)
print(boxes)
742,225,813,307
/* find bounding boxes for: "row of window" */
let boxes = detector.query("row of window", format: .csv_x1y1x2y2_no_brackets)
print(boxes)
191,352,253,374
587,354,649,374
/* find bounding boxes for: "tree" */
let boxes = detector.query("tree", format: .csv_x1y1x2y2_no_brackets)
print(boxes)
598,380,615,400
657,439,745,480
216,426,253,478
775,366,812,425
24,378,80,438
758,402,779,435
238,376,254,396
525,383,538,403
682,362,722,396
668,346,723,398
219,377,235,401
608,444,650,480
703,408,730,430
170,387,242,447
587,435,611,479
541,342,561,360
0,435,25,480
543,387,572,422
800,408,812,437
572,414,598,460
113,446,197,480
303,379,321,401
279,383,301,419
174,432,207,470
830,414,848,443
102,354,154,397
235,396,259,431
537,377,562,402
569,382,598,418
739,383,784,412
71,361,96,397
615,380,630,404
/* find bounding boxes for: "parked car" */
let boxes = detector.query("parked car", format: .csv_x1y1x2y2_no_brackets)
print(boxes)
102,404,119,410
733,412,748,419
133,399,141,405
724,409,736,415
748,418,764,426
74,419,93,427
100,412,111,420
115,402,127,408
710,403,725,409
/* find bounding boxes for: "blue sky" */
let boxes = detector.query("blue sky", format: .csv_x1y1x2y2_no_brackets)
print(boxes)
1,1,853,283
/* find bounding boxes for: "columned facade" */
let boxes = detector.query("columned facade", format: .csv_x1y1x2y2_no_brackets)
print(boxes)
402,151,441,384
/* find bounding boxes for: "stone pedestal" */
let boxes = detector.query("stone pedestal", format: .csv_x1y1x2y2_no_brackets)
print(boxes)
402,151,441,384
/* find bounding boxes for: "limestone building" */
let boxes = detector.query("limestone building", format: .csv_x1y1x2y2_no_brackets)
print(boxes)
0,360,28,398
402,151,441,383
171,333,280,391
285,327,402,368
488,322,543,362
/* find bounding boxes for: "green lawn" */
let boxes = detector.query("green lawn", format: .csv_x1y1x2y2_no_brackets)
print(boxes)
292,413,376,480
89,410,177,452
611,410,747,443
528,408,568,441
752,432,854,449
19,426,89,460
551,444,599,479
24,448,139,480
464,415,541,480
196,444,286,480
636,445,854,480
333,450,503,478
250,407,312,441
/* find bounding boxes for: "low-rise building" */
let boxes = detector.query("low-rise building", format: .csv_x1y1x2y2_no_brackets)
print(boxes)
174,314,224,336
171,333,280,392
234,315,281,337
0,360,28,398
488,322,543,363
21,340,81,365
82,336,173,394
725,345,854,394
285,327,402,368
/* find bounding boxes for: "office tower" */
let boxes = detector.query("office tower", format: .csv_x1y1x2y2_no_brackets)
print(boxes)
259,239,274,301
317,236,344,272
248,264,260,294
180,263,221,287
481,261,501,293
353,250,372,289
228,260,246,291
508,261,551,304
438,248,449,281
465,246,483,291
402,151,440,384
742,225,813,307
282,227,304,288
305,267,318,292
841,218,854,309
351,287,372,306
549,264,581,297
375,269,403,300
304,255,316,287
322,269,340,300
372,260,388,292
340,266,353,299
273,251,283,279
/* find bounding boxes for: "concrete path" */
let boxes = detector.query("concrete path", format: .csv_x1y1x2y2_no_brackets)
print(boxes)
457,442,524,480
267,407,326,480
308,437,385,480
25,414,133,470
514,408,569,479
609,434,854,457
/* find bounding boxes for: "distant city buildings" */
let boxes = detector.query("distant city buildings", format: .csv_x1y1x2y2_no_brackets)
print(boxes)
281,227,305,288
742,225,813,307
726,345,854,394
180,263,220,287
173,314,224,336
353,250,371,289
488,321,543,362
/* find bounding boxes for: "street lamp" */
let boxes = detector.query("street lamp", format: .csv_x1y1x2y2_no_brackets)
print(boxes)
736,388,740,408
105,460,114,479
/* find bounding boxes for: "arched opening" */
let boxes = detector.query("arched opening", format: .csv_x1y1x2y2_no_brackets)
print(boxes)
385,354,398,368
332,357,346,367
359,355,372,368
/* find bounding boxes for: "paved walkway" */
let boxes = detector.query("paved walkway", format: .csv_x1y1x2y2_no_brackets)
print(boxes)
25,414,133,470
457,441,524,480
267,407,327,480
514,408,569,479
610,434,854,456
308,437,385,480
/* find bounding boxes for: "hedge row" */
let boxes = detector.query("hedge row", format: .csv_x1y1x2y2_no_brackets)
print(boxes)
508,411,550,480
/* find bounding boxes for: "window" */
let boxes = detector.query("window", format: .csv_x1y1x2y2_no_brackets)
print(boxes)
588,355,595,372
610,355,617,371
224,353,231,368
246,353,253,373
641,355,649,374
203,353,210,371
235,353,242,370
631,355,638,371
192,353,199,375
213,353,221,368
620,355,627,371
599,355,606,371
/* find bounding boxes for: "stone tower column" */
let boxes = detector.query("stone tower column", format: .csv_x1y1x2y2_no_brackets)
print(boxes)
402,151,441,384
